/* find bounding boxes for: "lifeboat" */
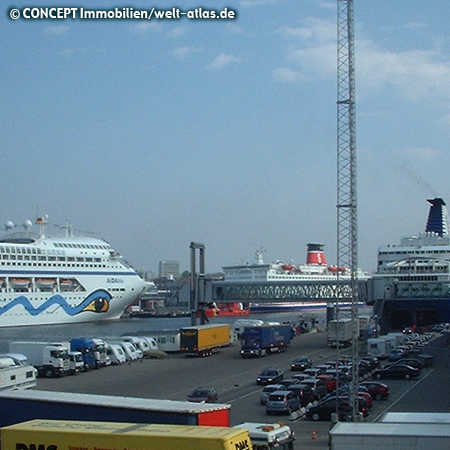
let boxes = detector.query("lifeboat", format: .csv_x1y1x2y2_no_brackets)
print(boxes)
281,264,295,271
60,279,74,290
328,266,346,273
35,278,56,288
9,278,30,289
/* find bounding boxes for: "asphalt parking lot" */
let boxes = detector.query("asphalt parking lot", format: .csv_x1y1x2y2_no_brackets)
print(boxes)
34,331,450,450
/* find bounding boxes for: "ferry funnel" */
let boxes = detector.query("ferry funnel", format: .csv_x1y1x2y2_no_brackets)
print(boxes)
425,198,449,236
306,243,327,265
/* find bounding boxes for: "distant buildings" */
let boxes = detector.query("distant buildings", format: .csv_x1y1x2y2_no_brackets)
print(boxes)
159,260,180,280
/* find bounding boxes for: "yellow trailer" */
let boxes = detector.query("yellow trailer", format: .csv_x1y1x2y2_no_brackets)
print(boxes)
2,419,252,450
180,324,231,356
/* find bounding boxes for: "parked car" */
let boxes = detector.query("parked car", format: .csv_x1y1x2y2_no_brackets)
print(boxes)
315,374,336,393
287,384,316,407
303,367,325,378
266,390,300,415
299,379,327,400
291,356,312,371
392,358,423,370
361,356,381,371
257,367,284,385
305,397,369,422
372,364,420,380
278,378,300,389
359,381,390,400
388,349,405,361
291,373,310,383
186,387,218,403
260,384,285,405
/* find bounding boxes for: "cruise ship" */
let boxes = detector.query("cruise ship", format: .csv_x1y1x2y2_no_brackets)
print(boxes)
370,198,450,331
0,216,146,328
215,244,369,314
222,243,368,282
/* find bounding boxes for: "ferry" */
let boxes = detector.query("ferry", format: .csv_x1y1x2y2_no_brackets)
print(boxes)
220,244,369,314
222,243,368,282
370,198,450,331
0,216,146,328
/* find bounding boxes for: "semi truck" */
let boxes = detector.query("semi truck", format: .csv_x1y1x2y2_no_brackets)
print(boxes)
327,318,355,347
8,342,70,378
0,389,231,428
69,338,97,369
180,324,231,357
240,324,292,357
1,419,252,450
329,422,450,450
68,351,84,374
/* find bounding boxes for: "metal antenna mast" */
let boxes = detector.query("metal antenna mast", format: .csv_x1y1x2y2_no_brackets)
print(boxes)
337,0,359,420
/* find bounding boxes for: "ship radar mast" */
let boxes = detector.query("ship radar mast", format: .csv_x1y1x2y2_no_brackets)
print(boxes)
36,215,49,237
255,248,266,265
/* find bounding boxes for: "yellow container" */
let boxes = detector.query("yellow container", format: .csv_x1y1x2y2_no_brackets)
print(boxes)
2,419,252,450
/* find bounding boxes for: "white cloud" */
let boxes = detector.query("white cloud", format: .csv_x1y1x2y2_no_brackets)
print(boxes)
60,48,85,57
401,147,440,160
272,68,308,83
173,46,201,60
130,22,161,34
44,25,69,35
167,26,188,38
274,16,450,102
207,53,241,70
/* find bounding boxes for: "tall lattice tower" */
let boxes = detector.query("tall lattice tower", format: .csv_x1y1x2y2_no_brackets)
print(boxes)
337,0,359,419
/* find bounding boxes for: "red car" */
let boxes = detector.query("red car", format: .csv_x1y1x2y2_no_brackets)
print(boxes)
360,381,390,400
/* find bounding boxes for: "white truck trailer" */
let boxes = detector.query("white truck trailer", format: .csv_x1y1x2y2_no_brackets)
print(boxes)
329,422,450,450
9,341,70,378
327,319,355,347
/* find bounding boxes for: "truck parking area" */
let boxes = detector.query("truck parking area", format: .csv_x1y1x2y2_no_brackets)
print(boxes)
13,329,450,449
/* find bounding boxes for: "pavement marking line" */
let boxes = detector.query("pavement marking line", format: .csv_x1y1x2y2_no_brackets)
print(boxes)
228,388,262,403
372,369,434,422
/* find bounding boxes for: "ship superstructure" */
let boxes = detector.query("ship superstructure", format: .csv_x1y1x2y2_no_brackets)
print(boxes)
0,216,146,327
370,198,450,331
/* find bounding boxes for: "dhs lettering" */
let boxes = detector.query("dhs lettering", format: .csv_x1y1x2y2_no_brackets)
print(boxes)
16,444,57,450
235,440,250,450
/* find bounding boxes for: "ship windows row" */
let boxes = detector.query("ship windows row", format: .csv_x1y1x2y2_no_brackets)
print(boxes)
0,254,103,263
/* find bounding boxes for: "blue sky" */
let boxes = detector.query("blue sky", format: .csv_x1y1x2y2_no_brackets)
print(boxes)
2,0,450,275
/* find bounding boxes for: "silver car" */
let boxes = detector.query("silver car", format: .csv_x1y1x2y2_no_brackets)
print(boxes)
266,390,300,415
260,384,284,405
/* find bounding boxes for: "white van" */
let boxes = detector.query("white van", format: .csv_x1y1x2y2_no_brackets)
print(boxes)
106,343,126,365
68,351,84,374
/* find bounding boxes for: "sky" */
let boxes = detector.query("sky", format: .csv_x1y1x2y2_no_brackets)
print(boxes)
2,0,450,276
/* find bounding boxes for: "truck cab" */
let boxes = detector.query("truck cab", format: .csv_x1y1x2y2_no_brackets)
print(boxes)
68,351,84,374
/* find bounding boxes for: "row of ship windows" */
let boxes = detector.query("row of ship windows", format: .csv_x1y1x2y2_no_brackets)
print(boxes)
0,246,110,256
397,276,439,281
0,262,116,268
0,255,103,262
53,243,110,250
380,250,450,255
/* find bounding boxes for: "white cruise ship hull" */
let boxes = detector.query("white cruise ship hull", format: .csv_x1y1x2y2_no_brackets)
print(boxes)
0,219,146,328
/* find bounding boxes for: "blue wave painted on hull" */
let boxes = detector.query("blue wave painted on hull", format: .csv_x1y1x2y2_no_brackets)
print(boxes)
0,289,112,317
